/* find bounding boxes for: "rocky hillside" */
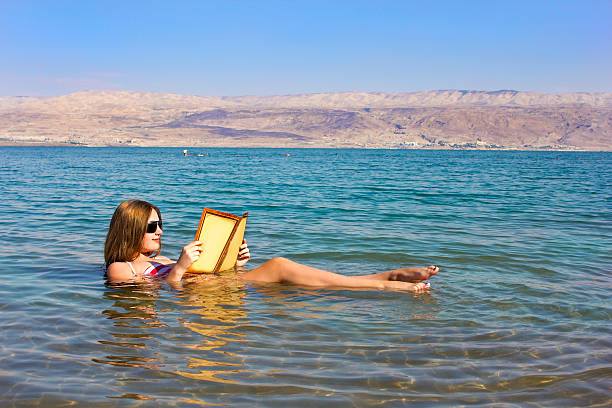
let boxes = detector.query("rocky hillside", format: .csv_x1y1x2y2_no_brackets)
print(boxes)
1,90,610,150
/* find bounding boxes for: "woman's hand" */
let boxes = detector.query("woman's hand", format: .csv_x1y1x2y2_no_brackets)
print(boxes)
177,240,203,270
166,241,202,283
235,239,250,267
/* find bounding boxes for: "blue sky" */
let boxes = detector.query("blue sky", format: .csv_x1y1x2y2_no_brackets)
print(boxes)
1,0,610,96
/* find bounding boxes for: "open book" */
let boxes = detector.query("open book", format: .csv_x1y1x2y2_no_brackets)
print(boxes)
186,208,248,273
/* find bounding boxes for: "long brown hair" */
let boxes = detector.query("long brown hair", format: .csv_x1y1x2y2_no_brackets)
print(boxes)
104,199,162,267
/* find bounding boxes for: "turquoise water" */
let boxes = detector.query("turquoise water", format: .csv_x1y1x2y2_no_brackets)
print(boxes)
0,146,610,407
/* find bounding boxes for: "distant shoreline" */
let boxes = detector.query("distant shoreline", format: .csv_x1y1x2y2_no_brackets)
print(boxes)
0,141,606,152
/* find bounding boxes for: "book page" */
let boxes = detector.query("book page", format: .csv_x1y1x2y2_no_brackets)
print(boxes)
188,213,236,273
219,216,247,271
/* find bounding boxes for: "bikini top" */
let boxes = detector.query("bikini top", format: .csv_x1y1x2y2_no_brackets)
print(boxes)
126,261,173,279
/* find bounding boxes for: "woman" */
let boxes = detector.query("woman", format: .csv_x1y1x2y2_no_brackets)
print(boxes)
105,200,439,291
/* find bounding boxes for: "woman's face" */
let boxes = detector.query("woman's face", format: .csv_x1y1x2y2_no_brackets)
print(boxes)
141,209,162,254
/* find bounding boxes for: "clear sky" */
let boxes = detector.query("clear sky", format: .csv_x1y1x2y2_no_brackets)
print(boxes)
1,0,610,97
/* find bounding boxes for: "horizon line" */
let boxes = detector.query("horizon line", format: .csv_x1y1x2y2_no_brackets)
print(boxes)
3,88,612,99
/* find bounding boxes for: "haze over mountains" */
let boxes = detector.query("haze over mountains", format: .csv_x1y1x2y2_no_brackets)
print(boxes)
1,90,610,150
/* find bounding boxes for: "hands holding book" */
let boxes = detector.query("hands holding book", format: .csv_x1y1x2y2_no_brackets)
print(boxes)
181,239,250,270
168,239,250,282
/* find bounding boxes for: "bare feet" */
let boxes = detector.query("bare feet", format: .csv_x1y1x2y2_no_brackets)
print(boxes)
387,265,439,282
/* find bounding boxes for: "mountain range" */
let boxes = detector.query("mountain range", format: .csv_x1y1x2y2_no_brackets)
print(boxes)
1,90,610,150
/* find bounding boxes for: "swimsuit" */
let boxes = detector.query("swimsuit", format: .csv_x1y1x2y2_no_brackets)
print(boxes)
126,261,173,279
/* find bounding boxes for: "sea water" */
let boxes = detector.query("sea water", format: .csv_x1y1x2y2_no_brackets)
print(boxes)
0,147,610,407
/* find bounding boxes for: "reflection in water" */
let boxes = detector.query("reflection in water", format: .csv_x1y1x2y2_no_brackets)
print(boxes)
96,284,166,370
174,277,249,383
96,277,251,393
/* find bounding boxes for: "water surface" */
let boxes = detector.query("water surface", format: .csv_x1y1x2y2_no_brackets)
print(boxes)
0,147,610,407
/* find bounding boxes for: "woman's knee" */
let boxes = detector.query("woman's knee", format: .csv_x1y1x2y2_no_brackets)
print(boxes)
252,257,291,282
266,257,289,268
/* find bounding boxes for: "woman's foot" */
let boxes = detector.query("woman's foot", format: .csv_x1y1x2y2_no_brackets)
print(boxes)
386,265,439,282
383,280,431,292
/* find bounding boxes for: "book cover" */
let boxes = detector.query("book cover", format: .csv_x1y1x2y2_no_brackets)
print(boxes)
186,208,248,273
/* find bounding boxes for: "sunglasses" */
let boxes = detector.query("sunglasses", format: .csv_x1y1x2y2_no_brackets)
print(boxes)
146,220,163,233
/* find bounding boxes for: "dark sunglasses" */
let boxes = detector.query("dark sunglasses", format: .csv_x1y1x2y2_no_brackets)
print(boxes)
146,220,163,233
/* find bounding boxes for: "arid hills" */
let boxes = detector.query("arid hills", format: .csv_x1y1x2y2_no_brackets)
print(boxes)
1,90,611,150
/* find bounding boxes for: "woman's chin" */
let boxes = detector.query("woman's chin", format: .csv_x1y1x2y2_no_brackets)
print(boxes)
142,245,160,253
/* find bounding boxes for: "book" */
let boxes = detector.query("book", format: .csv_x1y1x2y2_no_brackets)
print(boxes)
186,208,248,273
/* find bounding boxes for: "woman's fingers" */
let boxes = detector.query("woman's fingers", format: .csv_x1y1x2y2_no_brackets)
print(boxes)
236,238,250,265
239,239,248,251
191,242,203,259
235,242,250,266
238,249,251,260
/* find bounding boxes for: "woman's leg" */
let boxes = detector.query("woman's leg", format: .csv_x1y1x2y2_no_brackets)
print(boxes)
241,257,430,291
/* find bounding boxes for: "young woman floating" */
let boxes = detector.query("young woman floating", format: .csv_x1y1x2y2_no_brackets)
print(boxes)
104,200,439,291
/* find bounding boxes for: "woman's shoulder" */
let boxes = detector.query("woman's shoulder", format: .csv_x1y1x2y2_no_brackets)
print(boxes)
106,261,135,282
106,258,173,282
